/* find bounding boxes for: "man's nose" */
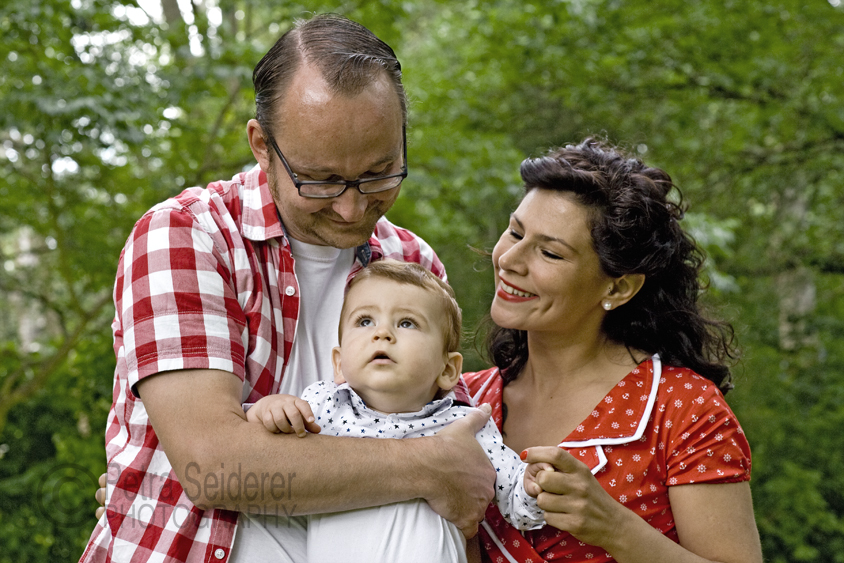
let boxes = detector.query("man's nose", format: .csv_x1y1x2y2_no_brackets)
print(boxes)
331,188,368,222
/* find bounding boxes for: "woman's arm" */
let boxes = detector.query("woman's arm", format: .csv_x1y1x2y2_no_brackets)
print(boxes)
524,447,763,563
667,482,762,562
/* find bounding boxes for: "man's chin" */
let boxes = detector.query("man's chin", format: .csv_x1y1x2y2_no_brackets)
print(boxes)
311,220,378,249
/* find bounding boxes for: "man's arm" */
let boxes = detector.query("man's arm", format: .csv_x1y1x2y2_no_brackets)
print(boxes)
136,368,495,536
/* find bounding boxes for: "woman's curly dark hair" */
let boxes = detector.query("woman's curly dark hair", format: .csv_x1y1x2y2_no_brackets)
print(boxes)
486,138,737,393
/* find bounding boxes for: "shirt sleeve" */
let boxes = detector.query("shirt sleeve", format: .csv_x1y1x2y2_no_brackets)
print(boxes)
299,381,336,419
118,201,248,395
662,378,752,486
369,218,446,281
474,417,545,531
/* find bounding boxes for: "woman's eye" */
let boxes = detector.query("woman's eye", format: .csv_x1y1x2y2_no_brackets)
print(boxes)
542,250,563,260
508,229,523,240
399,319,417,329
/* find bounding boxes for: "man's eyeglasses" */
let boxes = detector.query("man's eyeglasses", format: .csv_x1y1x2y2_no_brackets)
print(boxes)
266,127,407,199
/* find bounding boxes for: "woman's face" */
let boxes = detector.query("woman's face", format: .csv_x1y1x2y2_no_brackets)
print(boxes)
491,189,615,335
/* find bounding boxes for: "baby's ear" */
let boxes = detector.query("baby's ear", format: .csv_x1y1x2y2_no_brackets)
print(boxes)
436,352,463,391
331,347,346,384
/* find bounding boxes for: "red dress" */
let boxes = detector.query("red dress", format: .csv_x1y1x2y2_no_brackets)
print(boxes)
463,356,751,563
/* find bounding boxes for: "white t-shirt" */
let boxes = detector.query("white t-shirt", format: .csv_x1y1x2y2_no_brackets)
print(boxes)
277,237,354,396
230,238,352,563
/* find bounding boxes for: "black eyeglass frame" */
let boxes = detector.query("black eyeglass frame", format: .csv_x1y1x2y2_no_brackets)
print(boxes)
265,126,408,199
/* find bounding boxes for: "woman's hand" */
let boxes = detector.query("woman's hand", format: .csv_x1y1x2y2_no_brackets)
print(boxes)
522,446,629,547
522,447,763,563
523,458,554,497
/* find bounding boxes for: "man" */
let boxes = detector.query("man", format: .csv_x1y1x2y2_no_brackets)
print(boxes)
80,14,494,563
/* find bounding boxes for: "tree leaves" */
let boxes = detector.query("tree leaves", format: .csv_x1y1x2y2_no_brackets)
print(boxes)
2,0,844,560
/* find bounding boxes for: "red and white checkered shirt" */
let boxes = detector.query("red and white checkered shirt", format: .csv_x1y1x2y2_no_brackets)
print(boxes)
80,165,452,563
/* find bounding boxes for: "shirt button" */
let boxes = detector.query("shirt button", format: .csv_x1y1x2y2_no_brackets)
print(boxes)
285,286,295,296
214,548,225,559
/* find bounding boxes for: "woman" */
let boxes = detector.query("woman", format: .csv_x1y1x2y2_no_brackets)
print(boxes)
464,138,763,562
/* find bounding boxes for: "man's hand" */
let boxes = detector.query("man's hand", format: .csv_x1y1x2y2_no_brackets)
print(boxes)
95,472,106,519
420,404,496,538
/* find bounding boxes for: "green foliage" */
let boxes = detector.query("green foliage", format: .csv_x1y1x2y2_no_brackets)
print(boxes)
2,0,844,560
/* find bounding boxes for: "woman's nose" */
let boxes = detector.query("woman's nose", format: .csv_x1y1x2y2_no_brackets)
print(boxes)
496,241,524,273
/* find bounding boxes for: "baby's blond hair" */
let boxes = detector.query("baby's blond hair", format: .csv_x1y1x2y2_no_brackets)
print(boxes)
339,260,462,353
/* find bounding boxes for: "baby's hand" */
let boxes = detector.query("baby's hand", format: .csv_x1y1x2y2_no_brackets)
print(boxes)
246,395,321,437
524,461,555,498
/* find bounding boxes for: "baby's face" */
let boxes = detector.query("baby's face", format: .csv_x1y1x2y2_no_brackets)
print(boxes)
332,277,456,413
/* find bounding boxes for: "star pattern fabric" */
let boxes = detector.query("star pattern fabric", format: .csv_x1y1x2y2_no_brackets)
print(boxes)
299,380,544,531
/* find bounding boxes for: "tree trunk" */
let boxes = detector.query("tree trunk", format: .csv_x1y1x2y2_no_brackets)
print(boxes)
776,266,817,351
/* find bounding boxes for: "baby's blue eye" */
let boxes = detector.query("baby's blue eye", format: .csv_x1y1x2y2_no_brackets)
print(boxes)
358,317,373,327
399,319,417,329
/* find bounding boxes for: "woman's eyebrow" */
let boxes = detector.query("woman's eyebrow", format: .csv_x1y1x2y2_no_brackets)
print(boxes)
511,214,578,254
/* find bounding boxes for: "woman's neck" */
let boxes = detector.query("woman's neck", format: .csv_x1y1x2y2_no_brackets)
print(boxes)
520,330,641,394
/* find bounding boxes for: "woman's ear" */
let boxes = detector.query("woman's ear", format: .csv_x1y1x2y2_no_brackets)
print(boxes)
606,273,646,309
331,346,346,384
436,352,464,391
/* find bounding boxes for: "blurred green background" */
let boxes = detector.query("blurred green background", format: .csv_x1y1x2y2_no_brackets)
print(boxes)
2,0,844,561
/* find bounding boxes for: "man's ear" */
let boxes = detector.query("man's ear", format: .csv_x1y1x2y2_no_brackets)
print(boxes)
331,346,346,384
246,119,271,172
436,352,463,391
606,273,646,309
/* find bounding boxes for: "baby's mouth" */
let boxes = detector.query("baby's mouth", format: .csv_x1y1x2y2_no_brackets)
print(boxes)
370,351,393,363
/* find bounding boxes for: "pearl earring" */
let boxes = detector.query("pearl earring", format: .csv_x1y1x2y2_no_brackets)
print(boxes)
603,301,612,310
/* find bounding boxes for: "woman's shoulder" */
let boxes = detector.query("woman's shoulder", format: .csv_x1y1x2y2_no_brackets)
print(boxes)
462,367,500,395
655,364,752,484
462,367,505,428
657,363,729,406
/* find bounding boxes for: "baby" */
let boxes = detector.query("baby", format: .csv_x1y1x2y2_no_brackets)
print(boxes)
245,259,544,563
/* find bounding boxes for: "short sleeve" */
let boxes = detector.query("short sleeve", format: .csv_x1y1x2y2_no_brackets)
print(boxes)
661,373,751,486
300,381,335,413
118,204,248,394
358,217,446,281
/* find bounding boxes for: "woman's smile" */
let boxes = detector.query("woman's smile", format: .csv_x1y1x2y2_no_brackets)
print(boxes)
496,279,538,301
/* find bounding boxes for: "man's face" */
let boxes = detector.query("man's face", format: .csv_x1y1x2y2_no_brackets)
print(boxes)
262,64,404,249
